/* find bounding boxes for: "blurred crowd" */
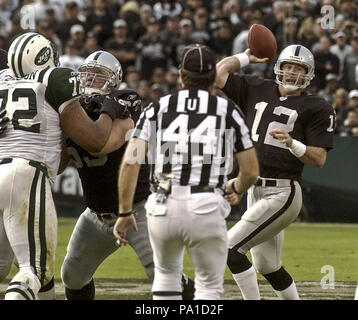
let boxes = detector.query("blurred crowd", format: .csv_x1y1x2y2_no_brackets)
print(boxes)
1,0,358,135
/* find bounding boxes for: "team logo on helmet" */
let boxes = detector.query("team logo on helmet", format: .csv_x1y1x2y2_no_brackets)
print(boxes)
35,47,51,66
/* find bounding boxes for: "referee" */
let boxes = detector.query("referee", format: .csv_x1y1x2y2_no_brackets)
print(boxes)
113,44,259,300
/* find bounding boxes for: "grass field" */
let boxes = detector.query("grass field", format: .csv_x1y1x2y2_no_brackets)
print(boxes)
1,219,357,300
57,219,358,281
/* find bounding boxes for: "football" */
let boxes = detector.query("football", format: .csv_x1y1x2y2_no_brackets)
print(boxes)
248,24,277,61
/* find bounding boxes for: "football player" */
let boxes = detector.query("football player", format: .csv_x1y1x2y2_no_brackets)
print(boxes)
60,51,195,300
0,33,124,300
215,45,336,299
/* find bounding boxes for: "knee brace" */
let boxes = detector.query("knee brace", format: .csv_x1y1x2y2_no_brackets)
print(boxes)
5,268,41,300
227,248,252,274
65,278,95,300
263,266,293,291
252,253,281,275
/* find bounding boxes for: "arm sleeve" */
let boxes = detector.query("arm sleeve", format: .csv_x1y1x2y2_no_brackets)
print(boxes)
45,67,81,113
131,102,158,142
221,73,250,113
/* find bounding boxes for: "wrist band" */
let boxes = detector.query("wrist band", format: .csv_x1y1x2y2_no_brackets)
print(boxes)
233,53,250,68
231,179,243,195
289,139,306,158
118,210,135,217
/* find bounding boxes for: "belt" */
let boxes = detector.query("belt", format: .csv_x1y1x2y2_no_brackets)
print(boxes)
190,186,215,193
91,210,118,222
255,177,292,187
0,158,48,178
0,158,13,165
168,185,215,194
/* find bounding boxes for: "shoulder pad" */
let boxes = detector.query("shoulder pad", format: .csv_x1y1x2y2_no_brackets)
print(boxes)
45,67,80,112
305,95,333,110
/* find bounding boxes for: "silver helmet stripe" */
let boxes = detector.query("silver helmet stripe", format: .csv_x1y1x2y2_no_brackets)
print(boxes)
17,33,38,77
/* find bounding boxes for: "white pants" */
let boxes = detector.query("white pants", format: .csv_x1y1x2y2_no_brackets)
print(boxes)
228,179,302,275
146,186,230,300
0,158,57,298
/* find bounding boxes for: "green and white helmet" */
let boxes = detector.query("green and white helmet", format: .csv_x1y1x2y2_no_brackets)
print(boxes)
78,51,123,96
274,44,315,92
8,32,59,78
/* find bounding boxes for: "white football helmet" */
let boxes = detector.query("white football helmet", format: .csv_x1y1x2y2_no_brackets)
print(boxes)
274,44,315,92
78,51,123,96
8,32,59,78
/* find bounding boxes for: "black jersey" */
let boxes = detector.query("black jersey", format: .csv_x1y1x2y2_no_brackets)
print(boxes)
222,74,335,180
66,94,150,213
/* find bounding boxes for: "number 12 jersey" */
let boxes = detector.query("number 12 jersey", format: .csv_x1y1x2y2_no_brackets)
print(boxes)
222,74,336,180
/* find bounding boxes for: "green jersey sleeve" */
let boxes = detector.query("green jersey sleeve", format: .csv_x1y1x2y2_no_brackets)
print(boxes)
45,67,80,112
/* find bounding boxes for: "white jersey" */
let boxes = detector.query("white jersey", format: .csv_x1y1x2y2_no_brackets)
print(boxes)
0,66,80,182
0,68,14,81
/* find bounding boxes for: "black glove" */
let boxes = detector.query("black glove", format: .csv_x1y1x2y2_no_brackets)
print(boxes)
100,94,132,120
0,109,9,135
80,95,104,120
107,89,142,117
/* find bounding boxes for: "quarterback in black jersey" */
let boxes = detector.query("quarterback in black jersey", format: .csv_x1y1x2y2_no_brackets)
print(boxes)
216,45,335,300
60,51,194,300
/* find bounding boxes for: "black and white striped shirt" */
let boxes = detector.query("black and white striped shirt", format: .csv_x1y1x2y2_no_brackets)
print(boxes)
132,86,253,188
